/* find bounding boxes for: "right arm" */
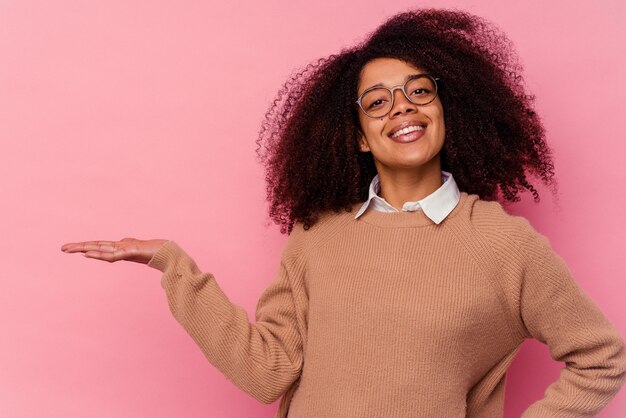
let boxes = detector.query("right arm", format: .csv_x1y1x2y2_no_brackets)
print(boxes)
61,235,307,404
149,240,305,404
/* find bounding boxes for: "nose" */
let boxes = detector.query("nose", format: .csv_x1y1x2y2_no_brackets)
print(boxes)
389,88,417,117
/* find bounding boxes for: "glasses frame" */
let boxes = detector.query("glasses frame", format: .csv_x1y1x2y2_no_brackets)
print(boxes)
355,74,440,119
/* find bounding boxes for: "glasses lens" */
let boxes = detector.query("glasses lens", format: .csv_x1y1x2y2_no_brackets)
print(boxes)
361,88,392,118
405,76,437,105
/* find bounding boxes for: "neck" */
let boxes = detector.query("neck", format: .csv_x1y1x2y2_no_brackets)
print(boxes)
375,160,443,211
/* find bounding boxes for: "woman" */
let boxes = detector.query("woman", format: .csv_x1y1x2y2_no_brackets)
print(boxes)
61,9,626,417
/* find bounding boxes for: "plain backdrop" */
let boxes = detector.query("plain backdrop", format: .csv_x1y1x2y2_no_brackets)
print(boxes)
1,0,625,417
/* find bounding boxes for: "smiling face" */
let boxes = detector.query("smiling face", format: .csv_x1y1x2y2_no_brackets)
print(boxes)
357,58,445,176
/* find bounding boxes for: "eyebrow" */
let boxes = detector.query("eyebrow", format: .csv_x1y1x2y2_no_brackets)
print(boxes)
359,73,424,95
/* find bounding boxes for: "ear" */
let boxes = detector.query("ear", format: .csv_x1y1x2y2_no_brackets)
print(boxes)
358,134,371,152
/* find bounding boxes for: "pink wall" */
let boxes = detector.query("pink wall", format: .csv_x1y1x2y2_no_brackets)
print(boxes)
1,0,625,416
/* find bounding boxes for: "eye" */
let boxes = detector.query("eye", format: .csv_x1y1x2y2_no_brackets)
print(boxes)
368,99,386,110
410,88,430,96
405,77,436,100
362,88,391,111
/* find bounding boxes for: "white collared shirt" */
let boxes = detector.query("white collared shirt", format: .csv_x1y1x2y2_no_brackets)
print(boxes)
354,170,461,224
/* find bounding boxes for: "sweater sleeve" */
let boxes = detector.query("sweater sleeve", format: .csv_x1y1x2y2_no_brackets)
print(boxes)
514,219,626,417
147,237,306,404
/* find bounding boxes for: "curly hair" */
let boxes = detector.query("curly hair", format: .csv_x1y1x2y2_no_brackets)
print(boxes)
256,8,557,234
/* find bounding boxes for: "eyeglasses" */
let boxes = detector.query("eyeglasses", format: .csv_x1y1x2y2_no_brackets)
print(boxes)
355,74,439,118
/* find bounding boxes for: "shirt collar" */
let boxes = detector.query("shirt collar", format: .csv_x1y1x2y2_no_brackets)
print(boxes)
354,170,461,224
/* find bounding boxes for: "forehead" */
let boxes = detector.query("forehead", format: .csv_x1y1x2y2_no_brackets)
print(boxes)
358,58,426,93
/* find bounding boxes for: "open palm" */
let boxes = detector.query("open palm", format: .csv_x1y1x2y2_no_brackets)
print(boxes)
61,238,168,264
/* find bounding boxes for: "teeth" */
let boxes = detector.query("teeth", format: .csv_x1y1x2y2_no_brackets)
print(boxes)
391,125,424,138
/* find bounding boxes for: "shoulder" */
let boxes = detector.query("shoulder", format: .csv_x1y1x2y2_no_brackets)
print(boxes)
466,195,536,237
283,206,357,260
464,195,557,263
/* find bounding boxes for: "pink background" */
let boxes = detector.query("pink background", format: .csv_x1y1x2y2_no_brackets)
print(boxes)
1,0,625,417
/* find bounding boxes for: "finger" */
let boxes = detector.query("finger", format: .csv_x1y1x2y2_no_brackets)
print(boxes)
63,243,115,253
61,242,88,251
62,241,100,251
83,248,128,262
62,241,117,253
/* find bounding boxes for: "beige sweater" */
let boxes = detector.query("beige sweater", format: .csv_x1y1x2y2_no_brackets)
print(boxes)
148,192,626,417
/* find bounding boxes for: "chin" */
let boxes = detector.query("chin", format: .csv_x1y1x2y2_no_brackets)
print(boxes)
387,153,441,171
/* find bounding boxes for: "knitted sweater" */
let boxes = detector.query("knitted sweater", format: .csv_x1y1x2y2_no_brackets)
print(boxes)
148,192,626,417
